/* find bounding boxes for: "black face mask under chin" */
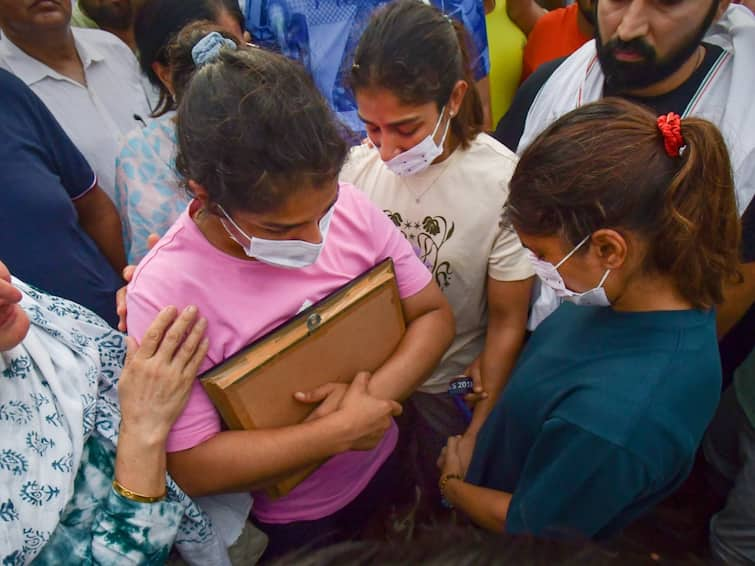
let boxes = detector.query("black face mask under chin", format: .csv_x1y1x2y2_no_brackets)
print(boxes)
595,0,718,93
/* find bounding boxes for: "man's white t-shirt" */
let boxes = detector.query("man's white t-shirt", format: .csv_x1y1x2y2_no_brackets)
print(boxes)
341,133,534,393
0,28,152,206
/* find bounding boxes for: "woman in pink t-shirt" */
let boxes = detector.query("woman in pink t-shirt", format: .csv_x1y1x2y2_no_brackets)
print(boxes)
126,35,454,560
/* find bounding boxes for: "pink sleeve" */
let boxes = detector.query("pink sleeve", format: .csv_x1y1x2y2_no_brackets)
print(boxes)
126,263,222,453
368,199,433,299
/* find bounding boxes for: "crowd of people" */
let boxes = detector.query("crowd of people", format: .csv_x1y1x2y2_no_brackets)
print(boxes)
0,0,752,564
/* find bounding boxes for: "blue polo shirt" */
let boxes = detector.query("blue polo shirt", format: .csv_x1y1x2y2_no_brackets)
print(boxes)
0,69,121,327
245,0,490,136
466,302,721,539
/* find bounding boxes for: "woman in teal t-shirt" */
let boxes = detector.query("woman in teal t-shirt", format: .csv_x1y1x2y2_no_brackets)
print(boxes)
438,98,743,539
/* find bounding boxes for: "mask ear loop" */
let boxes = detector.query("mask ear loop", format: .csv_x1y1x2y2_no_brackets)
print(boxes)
554,234,592,269
216,204,252,248
596,269,611,288
429,105,452,148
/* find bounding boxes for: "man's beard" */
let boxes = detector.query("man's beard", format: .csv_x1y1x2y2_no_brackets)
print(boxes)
81,1,133,31
595,0,718,93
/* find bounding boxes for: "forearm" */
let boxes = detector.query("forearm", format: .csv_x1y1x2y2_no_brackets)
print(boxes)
468,323,527,434
82,209,127,273
115,427,168,497
77,188,127,274
368,306,455,401
468,277,531,433
167,416,353,497
444,478,511,532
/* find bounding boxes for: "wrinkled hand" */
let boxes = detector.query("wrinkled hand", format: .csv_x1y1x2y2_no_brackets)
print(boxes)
333,372,402,451
116,233,160,332
294,382,349,422
118,305,209,442
437,435,465,478
462,358,488,407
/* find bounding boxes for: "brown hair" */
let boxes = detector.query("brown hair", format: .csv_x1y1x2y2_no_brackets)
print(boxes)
348,0,483,149
506,98,741,309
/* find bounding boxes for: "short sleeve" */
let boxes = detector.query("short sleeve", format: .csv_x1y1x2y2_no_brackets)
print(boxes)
365,194,433,299
506,418,650,538
488,224,535,281
20,78,96,199
126,251,222,453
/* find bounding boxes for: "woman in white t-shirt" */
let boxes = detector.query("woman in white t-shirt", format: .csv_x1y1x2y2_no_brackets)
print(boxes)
340,0,535,517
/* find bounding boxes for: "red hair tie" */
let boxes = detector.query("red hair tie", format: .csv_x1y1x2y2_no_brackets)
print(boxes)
657,112,685,157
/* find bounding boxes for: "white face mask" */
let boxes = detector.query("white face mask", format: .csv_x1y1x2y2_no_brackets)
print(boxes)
217,203,335,269
526,234,612,307
383,106,451,177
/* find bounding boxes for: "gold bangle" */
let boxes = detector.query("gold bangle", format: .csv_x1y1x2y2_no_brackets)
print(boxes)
112,479,166,504
439,473,464,499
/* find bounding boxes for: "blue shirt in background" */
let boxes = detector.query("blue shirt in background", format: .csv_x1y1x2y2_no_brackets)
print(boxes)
245,0,490,136
0,69,122,327
467,302,722,539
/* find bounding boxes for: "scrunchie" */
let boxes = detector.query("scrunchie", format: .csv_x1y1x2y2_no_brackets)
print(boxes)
657,112,685,157
191,31,237,67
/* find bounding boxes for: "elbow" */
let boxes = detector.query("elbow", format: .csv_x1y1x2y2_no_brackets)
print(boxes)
166,449,222,498
167,460,204,498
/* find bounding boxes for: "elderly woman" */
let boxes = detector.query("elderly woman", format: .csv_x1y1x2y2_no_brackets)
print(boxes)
0,259,237,564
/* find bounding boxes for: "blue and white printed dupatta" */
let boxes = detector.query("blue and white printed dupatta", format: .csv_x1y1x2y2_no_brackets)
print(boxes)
0,279,231,565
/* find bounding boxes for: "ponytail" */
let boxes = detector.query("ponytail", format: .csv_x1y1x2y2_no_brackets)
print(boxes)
653,117,741,308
